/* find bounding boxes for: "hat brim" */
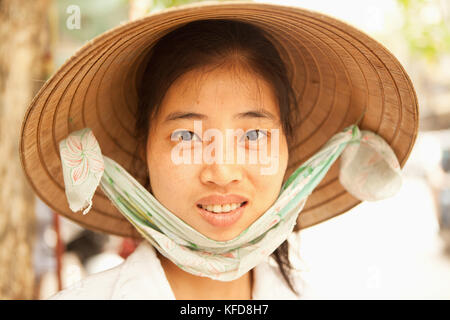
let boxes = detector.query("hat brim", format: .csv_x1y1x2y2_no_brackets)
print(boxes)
20,0,419,238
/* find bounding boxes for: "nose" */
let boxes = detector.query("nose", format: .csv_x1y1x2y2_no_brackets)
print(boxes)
199,128,246,187
200,161,244,188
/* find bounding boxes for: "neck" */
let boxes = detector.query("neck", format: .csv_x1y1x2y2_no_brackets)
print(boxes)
156,250,253,300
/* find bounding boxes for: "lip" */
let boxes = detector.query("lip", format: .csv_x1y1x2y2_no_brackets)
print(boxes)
196,194,249,206
196,201,248,227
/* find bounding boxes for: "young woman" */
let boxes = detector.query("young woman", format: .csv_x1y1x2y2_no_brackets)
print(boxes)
133,19,299,299
20,1,418,300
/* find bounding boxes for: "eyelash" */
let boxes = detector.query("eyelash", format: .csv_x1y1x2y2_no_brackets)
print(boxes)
171,129,269,143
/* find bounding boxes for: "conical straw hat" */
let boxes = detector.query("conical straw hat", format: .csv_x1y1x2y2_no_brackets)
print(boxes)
20,0,419,238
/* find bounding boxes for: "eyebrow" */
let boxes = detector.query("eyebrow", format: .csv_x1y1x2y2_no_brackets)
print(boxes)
163,108,278,123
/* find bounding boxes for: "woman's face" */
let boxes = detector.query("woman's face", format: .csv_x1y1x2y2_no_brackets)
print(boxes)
146,64,289,241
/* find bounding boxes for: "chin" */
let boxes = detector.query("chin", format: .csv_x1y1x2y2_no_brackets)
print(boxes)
203,221,253,242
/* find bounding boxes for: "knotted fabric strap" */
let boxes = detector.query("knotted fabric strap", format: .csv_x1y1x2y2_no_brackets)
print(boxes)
58,125,401,281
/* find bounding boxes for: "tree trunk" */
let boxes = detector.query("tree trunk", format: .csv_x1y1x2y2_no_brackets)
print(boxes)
0,0,52,299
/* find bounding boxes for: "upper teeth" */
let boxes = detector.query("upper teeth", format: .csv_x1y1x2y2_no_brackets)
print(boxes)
201,202,244,213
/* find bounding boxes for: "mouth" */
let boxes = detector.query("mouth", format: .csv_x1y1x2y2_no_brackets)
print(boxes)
196,201,248,227
196,201,248,213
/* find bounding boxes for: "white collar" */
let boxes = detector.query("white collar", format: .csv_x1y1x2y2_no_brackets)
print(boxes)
110,241,302,300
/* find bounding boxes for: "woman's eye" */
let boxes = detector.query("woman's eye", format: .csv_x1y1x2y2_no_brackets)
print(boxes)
171,130,201,142
243,129,268,142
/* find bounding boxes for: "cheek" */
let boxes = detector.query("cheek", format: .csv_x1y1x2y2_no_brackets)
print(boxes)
252,139,289,208
147,151,197,205
257,136,289,177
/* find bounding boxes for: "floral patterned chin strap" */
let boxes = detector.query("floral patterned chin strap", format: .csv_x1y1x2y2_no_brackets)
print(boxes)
59,125,402,281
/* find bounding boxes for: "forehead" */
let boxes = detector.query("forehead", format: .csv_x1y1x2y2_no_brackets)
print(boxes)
157,64,280,122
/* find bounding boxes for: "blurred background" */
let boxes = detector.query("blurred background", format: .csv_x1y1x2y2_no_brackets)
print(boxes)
0,0,449,299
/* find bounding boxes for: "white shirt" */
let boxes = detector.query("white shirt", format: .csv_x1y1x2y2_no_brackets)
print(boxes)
49,241,308,300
